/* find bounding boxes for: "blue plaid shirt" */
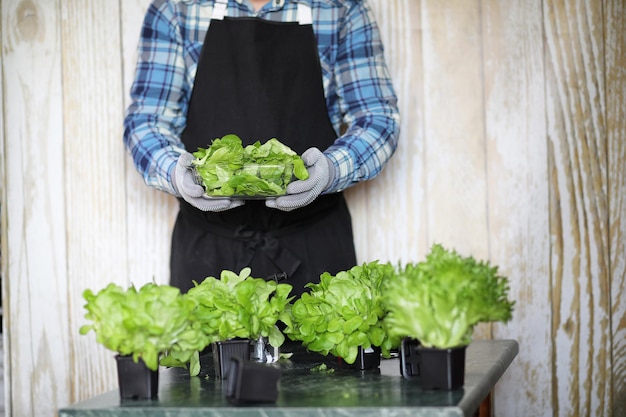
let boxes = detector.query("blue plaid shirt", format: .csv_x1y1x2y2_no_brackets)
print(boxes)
123,0,400,194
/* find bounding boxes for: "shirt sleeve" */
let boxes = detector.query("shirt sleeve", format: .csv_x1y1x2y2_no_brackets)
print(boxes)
323,1,401,193
123,0,190,196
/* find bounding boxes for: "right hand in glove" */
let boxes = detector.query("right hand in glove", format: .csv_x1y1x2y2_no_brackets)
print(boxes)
265,147,333,212
173,152,244,212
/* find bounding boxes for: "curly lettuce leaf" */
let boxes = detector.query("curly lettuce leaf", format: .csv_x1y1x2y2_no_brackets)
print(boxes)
284,261,400,363
79,282,209,374
186,268,294,348
384,244,515,349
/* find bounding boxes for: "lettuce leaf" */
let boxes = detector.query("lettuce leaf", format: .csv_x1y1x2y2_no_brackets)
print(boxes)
384,244,515,349
192,135,309,197
186,268,294,348
284,261,401,364
79,282,210,374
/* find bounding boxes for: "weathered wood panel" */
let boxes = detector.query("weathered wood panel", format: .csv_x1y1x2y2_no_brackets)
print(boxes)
420,0,490,259
480,1,552,416
0,2,7,413
606,0,626,415
120,0,178,290
60,0,130,403
361,0,493,339
1,1,623,416
544,1,612,416
349,0,427,266
1,1,71,415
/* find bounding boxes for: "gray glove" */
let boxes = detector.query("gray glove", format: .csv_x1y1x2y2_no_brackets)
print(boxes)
266,147,334,212
173,152,244,212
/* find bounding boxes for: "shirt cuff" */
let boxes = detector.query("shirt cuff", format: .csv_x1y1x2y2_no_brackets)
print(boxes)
323,149,354,193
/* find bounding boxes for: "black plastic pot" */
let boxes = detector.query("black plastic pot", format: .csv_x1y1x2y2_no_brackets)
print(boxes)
400,338,467,390
115,355,158,399
213,339,252,379
225,357,281,404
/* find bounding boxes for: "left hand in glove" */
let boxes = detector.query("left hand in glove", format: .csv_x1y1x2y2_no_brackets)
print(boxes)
265,147,334,212
174,152,244,212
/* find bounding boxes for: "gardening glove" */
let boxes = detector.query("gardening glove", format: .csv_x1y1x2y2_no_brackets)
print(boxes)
174,152,244,212
266,147,334,212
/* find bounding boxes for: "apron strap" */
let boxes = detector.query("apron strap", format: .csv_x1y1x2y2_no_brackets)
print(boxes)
211,1,312,25
296,3,312,25
212,0,228,20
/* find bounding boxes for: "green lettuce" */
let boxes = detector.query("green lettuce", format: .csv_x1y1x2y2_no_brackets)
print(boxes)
186,268,294,348
284,261,402,364
384,244,515,349
79,282,210,375
192,134,309,197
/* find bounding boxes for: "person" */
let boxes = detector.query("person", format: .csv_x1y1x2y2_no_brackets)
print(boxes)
123,0,401,297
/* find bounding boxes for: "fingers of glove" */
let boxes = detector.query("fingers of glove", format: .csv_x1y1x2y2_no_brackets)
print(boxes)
286,169,327,195
266,148,330,211
286,156,330,194
266,192,318,211
178,152,195,168
286,169,317,194
301,147,324,165
189,197,245,212
265,194,313,212
174,152,245,212
265,198,280,210
174,153,203,198
179,170,205,198
266,181,323,212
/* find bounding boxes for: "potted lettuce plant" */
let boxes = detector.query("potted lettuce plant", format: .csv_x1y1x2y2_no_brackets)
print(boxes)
79,282,209,398
283,261,402,369
186,267,294,378
384,243,515,390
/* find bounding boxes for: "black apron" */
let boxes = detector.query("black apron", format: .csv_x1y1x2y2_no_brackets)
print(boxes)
170,2,357,296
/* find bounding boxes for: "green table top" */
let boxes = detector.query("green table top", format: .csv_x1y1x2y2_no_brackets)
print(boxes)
59,339,518,417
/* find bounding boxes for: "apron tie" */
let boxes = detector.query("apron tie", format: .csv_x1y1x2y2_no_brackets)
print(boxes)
233,226,301,279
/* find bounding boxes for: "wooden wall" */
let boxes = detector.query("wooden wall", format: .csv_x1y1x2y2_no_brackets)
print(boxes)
1,0,624,416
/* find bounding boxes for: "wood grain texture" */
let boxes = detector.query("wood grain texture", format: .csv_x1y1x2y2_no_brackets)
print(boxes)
605,0,626,415
419,0,489,261
479,1,552,416
120,0,178,289
1,0,71,415
0,2,8,415
348,0,426,266
544,0,611,416
60,0,129,402
420,0,491,344
1,0,623,416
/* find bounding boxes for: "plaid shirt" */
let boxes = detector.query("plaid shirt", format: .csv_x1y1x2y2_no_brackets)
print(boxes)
123,0,400,194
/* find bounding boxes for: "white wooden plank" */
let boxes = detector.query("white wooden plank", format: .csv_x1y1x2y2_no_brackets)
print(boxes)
0,6,9,416
420,0,490,259
352,0,428,266
120,0,180,288
1,0,70,415
544,0,612,416
605,0,626,415
418,1,492,346
60,0,128,403
479,1,552,416
0,1,621,416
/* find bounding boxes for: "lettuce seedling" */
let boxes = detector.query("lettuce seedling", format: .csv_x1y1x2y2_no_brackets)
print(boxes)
79,282,210,375
384,244,515,349
284,261,402,364
186,268,294,349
